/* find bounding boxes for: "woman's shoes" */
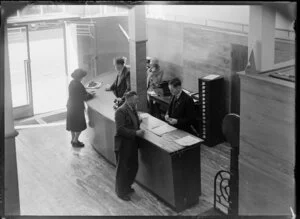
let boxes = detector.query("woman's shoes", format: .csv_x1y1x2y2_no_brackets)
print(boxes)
71,140,84,147
118,194,131,201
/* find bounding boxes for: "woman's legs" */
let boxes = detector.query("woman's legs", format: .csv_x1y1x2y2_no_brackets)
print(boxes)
71,131,75,142
73,132,81,143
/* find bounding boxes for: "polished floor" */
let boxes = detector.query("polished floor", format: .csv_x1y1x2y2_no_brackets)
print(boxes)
15,122,229,215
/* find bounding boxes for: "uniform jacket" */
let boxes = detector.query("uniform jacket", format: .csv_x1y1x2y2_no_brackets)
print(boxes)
167,90,196,133
114,103,141,152
146,67,164,90
110,66,131,98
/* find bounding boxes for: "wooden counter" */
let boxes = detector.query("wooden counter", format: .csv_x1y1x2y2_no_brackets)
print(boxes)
85,72,202,212
237,69,295,215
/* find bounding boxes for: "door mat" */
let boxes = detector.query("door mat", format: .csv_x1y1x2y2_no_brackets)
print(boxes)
14,118,40,126
41,111,66,123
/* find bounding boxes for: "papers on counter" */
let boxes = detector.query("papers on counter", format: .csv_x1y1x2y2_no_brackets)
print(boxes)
147,90,157,96
203,74,220,80
138,112,150,119
174,135,203,146
150,124,177,136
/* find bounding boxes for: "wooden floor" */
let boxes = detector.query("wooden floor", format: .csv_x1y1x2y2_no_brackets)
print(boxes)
15,123,229,216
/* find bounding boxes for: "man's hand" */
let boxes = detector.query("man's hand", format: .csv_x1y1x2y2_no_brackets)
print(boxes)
105,84,111,91
136,130,145,137
164,114,169,121
168,118,178,125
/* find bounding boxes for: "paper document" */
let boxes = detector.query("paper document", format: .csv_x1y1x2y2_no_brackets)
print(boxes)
147,90,157,96
148,120,165,130
150,124,177,136
139,112,150,119
203,74,220,80
174,135,203,146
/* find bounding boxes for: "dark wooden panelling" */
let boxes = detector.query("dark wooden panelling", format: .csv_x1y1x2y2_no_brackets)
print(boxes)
275,40,295,64
231,44,248,114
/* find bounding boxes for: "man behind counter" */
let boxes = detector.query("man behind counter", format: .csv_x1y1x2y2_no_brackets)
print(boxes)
165,78,197,134
105,57,130,104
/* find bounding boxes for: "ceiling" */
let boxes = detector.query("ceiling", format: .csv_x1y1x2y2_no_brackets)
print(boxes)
2,2,296,24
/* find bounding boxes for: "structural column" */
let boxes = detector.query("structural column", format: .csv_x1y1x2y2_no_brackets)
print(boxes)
4,19,20,215
128,5,148,112
248,5,276,72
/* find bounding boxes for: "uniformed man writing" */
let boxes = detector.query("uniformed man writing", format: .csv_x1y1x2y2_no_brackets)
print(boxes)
165,78,197,134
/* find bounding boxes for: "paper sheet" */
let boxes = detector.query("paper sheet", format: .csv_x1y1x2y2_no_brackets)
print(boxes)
174,135,203,146
150,124,177,136
203,74,220,80
148,120,165,130
147,90,157,96
139,112,150,119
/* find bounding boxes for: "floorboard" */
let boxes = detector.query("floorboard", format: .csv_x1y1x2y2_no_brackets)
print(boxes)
15,124,229,216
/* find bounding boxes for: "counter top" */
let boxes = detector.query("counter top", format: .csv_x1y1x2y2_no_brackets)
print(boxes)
85,72,203,154
237,65,295,89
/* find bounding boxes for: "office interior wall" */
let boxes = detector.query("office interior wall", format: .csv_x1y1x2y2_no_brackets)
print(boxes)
146,18,294,114
76,16,129,84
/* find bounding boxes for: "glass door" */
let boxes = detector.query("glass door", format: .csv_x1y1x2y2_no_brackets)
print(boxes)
7,25,34,120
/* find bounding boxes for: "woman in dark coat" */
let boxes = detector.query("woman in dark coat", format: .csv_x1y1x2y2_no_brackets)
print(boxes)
66,68,95,147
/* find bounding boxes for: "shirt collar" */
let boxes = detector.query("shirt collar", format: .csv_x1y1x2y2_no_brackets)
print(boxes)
118,66,125,75
176,90,183,100
126,103,136,112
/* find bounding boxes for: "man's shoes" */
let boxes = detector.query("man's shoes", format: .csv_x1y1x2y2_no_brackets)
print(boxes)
77,141,85,146
118,194,131,201
72,141,84,147
128,187,135,194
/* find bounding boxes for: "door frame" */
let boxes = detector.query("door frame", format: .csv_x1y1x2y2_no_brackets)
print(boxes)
7,24,34,120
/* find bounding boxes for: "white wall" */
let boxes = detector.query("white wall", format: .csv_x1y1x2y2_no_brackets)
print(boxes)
148,5,294,30
148,5,249,24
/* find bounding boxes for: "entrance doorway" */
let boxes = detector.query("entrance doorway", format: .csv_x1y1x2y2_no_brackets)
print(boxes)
7,22,68,120
28,22,67,115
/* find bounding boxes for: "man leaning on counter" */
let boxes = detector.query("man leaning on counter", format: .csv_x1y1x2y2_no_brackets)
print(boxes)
105,57,130,107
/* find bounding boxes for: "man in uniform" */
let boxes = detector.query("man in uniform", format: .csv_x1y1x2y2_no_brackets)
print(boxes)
165,78,197,134
114,91,144,201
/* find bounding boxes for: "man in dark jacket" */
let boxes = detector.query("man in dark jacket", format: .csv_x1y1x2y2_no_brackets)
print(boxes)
114,91,144,201
165,78,197,134
105,57,130,100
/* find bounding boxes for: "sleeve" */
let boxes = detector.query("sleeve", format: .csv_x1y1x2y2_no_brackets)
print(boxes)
166,97,174,116
124,70,131,94
79,83,93,101
177,97,196,126
158,70,164,83
115,109,137,139
109,78,117,91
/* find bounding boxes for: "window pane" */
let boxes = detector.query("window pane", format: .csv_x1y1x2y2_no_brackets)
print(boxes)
7,27,30,107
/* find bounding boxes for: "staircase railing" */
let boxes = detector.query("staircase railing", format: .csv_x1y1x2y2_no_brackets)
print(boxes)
213,113,240,217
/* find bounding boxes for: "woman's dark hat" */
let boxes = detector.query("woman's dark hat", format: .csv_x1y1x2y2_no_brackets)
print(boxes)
71,68,87,80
